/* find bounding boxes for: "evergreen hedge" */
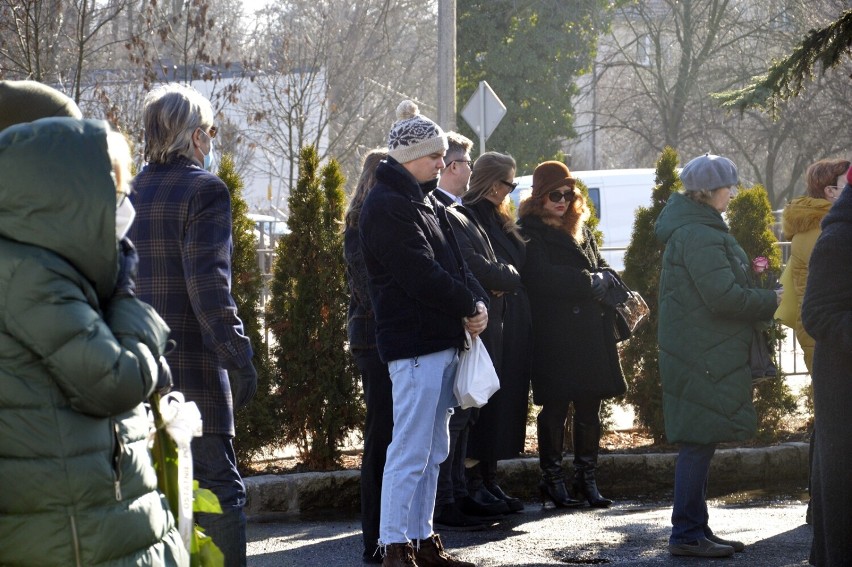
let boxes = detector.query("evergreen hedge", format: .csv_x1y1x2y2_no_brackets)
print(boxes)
219,154,281,469
265,146,362,470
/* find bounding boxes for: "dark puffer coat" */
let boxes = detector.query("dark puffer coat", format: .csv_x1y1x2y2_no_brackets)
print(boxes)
0,119,187,565
519,214,626,404
801,187,852,567
655,192,777,444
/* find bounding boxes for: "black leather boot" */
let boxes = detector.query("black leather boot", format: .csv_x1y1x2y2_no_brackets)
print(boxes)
480,460,523,512
537,409,582,508
461,463,510,517
572,421,613,508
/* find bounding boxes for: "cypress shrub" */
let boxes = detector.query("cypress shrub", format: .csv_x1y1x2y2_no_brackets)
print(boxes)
219,154,281,469
266,146,362,470
727,185,798,440
619,146,681,442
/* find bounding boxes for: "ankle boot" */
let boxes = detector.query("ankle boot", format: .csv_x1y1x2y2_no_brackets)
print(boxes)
571,421,613,508
537,410,582,508
538,472,582,508
462,463,509,516
480,459,524,512
382,542,418,566
414,534,474,567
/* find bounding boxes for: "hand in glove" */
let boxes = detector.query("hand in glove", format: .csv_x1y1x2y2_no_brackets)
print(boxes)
591,272,607,300
228,364,258,411
114,238,138,298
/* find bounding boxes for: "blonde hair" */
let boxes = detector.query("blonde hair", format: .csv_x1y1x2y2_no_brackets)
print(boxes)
464,152,524,240
142,83,214,164
107,130,132,198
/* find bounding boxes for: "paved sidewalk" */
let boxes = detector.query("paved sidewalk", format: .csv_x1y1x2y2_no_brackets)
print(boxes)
247,496,812,566
244,442,809,519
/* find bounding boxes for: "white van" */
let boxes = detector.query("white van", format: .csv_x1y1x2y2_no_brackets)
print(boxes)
510,168,657,271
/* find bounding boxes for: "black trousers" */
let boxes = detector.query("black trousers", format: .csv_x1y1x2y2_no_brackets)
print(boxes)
436,407,474,506
354,350,393,555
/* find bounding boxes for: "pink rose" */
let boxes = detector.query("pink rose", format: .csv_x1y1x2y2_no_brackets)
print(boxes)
752,256,769,274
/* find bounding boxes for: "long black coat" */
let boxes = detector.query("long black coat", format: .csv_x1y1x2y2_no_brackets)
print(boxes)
519,214,626,405
447,201,532,460
801,187,852,567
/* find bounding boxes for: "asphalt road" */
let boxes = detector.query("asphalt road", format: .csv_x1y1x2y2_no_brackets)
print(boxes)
246,494,811,566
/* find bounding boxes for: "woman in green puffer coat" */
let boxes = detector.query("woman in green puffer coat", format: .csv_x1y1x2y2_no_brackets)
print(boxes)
655,154,780,560
0,117,188,566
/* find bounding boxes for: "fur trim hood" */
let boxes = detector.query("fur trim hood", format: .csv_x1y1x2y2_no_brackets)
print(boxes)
781,197,832,240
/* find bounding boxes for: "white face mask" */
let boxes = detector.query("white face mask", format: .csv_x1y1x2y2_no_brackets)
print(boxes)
116,196,136,240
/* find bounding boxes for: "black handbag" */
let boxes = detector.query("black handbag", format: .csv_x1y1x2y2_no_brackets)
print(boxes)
750,327,777,384
601,270,650,342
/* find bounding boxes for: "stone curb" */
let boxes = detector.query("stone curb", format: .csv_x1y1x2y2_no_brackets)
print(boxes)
244,442,808,520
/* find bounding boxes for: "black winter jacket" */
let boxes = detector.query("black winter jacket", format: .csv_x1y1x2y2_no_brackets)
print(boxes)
359,158,487,363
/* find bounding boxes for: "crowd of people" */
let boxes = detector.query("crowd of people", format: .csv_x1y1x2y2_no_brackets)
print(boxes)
0,81,848,567
346,102,850,567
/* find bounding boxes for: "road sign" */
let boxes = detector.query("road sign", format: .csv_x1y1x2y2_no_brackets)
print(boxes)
460,81,506,154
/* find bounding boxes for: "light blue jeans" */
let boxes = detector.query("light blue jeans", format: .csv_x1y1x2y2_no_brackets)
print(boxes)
379,348,459,545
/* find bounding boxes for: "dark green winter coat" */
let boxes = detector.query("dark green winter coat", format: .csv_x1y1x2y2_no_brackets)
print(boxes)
0,118,188,566
655,192,777,444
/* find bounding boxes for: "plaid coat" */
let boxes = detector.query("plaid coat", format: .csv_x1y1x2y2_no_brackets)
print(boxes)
129,156,253,436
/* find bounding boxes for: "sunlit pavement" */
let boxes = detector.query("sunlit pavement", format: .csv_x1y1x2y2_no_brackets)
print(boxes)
247,495,811,566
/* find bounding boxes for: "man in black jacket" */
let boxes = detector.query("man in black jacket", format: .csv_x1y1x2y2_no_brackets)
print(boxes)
359,101,488,567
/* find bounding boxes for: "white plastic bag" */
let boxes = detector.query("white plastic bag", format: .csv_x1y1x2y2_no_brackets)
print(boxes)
453,331,500,409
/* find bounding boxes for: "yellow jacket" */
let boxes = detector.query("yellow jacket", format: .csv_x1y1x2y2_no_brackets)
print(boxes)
778,196,832,372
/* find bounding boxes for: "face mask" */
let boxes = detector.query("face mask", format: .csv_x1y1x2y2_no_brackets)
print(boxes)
116,197,136,240
203,139,216,172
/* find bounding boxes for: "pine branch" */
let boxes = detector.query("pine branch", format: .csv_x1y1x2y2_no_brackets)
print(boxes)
712,9,852,114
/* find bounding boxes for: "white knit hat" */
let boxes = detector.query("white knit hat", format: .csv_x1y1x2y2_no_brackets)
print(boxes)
387,100,447,164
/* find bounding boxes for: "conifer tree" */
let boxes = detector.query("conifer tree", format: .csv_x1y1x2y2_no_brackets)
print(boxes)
619,146,681,442
266,146,362,470
727,186,797,440
218,154,281,467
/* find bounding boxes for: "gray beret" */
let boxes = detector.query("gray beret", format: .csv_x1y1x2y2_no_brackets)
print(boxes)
0,80,82,133
681,153,739,192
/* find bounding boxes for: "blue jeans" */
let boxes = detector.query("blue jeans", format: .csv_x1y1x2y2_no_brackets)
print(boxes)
192,434,247,567
670,442,717,544
380,348,459,545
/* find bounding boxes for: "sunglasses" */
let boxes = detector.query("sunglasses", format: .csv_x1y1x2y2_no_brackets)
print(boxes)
547,190,576,203
498,179,519,192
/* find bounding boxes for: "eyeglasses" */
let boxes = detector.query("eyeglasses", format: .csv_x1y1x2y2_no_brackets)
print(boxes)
446,158,472,169
547,190,576,203
199,125,217,139
116,190,130,206
498,179,519,192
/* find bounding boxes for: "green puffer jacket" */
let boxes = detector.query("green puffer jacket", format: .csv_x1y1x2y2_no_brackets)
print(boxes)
655,192,777,444
0,119,188,566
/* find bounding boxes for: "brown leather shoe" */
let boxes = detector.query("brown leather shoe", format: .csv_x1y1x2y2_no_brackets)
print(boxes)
382,542,418,566
414,534,475,567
